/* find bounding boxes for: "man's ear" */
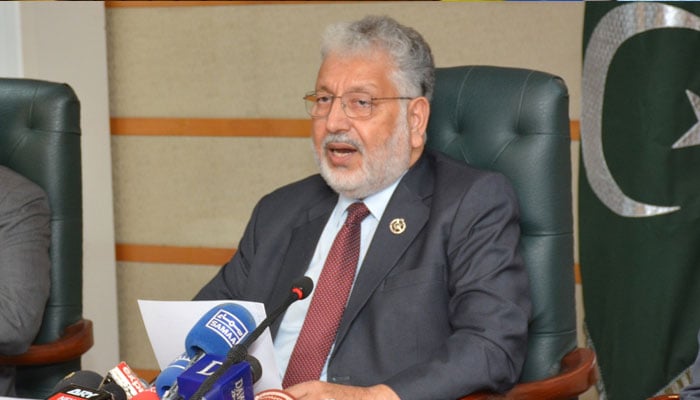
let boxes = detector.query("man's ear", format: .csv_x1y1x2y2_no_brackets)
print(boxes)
408,96,430,148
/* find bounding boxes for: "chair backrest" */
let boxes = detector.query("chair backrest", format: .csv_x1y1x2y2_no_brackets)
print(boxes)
426,66,575,382
0,78,83,396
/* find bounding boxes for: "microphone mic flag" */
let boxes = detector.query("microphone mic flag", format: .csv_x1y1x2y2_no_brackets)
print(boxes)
48,371,127,400
48,385,114,400
102,361,150,398
185,302,257,359
176,354,261,400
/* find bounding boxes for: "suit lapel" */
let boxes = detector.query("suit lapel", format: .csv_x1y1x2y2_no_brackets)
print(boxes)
334,154,434,349
270,190,337,335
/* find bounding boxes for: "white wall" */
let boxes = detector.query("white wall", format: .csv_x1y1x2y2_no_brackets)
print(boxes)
0,1,119,374
0,3,22,77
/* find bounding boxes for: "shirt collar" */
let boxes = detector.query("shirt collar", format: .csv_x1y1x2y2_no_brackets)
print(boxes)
336,173,404,222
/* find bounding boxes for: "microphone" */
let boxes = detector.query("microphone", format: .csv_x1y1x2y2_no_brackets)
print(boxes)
130,391,159,400
184,302,257,360
154,352,191,397
51,371,104,393
47,371,127,400
100,383,129,400
176,354,263,400
160,302,257,399
190,276,314,400
48,385,115,400
101,361,151,398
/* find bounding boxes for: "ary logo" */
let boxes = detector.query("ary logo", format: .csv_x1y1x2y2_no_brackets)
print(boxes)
582,3,700,217
206,309,250,346
65,389,102,399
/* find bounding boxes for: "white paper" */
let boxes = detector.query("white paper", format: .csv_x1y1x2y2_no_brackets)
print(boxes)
138,299,281,392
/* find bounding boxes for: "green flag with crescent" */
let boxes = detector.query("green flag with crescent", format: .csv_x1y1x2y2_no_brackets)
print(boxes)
580,2,700,399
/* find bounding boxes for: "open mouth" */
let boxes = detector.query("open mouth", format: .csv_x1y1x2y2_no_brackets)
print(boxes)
328,142,357,155
321,133,362,166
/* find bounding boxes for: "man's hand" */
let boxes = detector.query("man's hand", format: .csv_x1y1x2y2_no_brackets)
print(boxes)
284,381,400,400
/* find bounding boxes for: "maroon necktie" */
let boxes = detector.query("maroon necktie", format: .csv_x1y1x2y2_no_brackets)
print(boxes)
282,202,371,388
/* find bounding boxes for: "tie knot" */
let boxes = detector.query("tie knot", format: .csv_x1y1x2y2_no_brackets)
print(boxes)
345,202,370,226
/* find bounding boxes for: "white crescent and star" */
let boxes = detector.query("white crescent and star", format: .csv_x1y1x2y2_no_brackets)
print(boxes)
582,3,700,217
673,90,700,149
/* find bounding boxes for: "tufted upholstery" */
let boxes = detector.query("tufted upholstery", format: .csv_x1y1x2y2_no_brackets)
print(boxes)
0,78,92,398
427,66,595,399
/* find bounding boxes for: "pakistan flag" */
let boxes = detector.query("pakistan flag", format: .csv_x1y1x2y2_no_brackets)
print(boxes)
580,3,700,399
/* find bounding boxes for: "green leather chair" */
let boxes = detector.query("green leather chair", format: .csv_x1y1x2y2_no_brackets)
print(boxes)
0,78,93,398
426,66,596,399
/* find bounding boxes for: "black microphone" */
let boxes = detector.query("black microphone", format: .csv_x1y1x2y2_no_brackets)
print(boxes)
47,370,126,400
244,354,263,384
100,382,128,400
189,276,314,400
51,371,104,394
240,276,314,351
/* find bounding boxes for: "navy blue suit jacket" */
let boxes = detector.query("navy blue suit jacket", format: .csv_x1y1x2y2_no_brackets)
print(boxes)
195,150,531,400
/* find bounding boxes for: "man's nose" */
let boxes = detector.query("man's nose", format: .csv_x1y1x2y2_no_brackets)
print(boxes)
325,96,350,131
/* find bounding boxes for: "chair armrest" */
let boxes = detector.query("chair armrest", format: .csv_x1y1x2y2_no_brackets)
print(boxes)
460,348,597,400
0,319,93,366
648,396,680,400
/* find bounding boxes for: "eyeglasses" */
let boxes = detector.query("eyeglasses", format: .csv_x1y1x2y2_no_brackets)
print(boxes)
303,91,414,120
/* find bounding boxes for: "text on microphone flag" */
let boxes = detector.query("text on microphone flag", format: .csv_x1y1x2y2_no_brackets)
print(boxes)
207,309,252,347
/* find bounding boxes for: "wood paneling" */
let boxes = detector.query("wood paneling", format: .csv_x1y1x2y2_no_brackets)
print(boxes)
110,117,312,138
115,244,234,266
104,1,362,8
114,243,582,284
111,117,579,140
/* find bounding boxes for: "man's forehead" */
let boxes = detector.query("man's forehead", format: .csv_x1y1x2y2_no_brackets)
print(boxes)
315,51,396,92
315,82,380,94
320,48,392,68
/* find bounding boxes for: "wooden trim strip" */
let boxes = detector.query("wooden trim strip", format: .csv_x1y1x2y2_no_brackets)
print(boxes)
105,1,328,7
110,117,580,140
104,1,396,7
110,117,312,138
570,120,580,142
115,243,234,266
0,320,93,366
116,243,583,284
106,1,237,7
575,263,581,285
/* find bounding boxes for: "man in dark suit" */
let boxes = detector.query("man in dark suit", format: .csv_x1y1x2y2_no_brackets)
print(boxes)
0,166,51,396
195,15,531,400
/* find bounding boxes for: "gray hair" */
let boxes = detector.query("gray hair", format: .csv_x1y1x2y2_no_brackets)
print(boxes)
320,15,435,101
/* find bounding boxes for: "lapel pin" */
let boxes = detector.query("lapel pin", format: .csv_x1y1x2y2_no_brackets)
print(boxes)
389,218,406,235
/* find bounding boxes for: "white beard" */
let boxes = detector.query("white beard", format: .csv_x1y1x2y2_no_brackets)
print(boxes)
314,110,412,199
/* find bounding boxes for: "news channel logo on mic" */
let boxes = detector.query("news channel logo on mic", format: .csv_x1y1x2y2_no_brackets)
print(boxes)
204,305,253,348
